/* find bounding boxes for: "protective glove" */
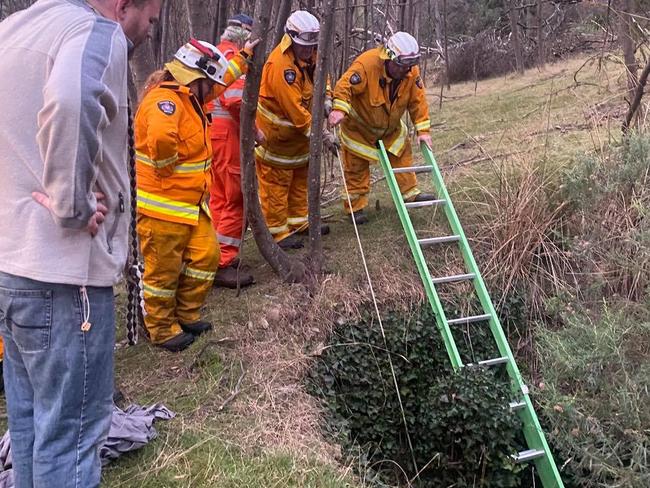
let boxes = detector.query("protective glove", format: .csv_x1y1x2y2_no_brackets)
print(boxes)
328,109,346,128
324,96,333,117
417,133,433,151
322,128,340,155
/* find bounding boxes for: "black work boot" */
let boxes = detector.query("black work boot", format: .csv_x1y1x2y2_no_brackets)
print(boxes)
213,265,255,289
298,224,330,236
180,320,213,336
412,192,437,202
349,210,369,225
158,332,195,352
278,234,304,249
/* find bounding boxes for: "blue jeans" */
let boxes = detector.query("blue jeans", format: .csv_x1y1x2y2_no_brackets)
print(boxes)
0,272,114,488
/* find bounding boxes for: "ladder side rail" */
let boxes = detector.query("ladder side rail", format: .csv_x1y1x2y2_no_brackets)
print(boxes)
421,144,565,487
377,142,463,370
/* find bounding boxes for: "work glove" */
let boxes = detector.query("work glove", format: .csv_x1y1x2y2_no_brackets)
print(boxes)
324,96,333,117
322,128,340,155
328,109,346,128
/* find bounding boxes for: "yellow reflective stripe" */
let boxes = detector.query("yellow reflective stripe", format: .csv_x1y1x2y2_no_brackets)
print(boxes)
143,283,175,298
136,151,179,169
200,199,212,219
347,107,385,136
415,120,431,131
402,188,420,201
182,266,216,281
332,99,351,113
227,59,243,79
387,121,408,156
339,129,379,161
137,190,200,221
257,103,294,127
287,216,308,225
174,159,210,173
255,146,310,166
268,224,289,235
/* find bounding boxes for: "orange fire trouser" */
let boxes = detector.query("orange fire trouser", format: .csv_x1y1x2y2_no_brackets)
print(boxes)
210,133,243,268
256,157,309,242
342,140,421,213
137,211,219,344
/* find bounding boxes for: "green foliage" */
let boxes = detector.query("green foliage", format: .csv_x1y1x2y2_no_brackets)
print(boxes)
537,303,650,487
308,307,525,487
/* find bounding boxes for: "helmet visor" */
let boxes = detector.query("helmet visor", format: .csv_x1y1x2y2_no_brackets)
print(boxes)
291,30,319,45
395,54,420,67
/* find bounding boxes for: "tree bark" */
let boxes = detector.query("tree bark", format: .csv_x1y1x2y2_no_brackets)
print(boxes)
307,0,337,276
443,0,450,89
619,0,638,101
622,53,650,134
537,0,545,68
508,0,524,74
185,0,214,40
240,0,306,283
272,0,293,47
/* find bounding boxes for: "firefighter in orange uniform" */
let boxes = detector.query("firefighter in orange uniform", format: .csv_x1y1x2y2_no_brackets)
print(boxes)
209,14,261,288
256,10,334,249
135,38,255,352
329,32,435,224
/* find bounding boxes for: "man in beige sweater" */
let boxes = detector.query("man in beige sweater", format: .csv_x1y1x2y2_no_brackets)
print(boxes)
0,1,161,487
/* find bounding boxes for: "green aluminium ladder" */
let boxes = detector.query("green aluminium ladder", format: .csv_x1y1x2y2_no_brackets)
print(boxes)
376,141,564,488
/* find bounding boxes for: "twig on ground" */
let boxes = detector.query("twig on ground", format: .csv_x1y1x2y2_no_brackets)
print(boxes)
217,361,247,412
187,337,236,372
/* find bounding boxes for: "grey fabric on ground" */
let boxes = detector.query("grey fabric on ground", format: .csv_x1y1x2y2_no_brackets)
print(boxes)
0,404,174,487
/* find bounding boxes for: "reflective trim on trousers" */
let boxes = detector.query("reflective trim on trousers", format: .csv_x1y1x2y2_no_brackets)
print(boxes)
268,223,289,235
402,187,421,201
143,283,176,298
218,234,242,247
287,216,308,226
181,266,216,281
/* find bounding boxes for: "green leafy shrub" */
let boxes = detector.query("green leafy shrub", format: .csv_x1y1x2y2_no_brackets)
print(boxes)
537,303,650,487
308,306,526,487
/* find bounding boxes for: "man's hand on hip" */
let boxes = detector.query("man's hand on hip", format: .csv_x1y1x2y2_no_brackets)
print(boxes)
32,191,108,237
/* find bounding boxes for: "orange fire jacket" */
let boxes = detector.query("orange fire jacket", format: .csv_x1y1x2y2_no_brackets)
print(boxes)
332,47,431,161
255,34,317,169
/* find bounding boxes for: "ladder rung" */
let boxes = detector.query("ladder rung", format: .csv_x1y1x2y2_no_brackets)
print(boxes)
431,273,476,285
418,235,460,246
478,356,509,367
509,400,526,411
447,313,491,325
404,199,446,209
393,165,432,174
513,449,545,463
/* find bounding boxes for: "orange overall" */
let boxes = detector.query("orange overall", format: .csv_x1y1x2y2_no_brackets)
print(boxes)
255,34,315,242
208,40,245,267
135,82,218,344
332,47,431,213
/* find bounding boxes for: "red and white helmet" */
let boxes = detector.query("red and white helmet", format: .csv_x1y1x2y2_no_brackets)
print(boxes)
174,39,229,85
385,32,421,67
285,10,320,46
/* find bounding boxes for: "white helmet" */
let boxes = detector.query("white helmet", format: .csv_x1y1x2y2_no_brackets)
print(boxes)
174,39,229,85
385,32,421,67
285,10,320,46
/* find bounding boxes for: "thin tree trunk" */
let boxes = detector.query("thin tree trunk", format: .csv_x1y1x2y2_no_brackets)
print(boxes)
508,0,524,74
622,53,650,134
342,0,351,73
537,0,544,68
273,0,293,47
443,0,450,89
307,0,337,276
185,0,214,39
620,0,638,101
240,0,306,283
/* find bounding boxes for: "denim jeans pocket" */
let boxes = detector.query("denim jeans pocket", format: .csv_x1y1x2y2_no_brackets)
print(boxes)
0,287,52,352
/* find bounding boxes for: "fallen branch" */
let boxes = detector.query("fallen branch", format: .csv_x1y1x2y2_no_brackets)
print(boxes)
217,362,246,412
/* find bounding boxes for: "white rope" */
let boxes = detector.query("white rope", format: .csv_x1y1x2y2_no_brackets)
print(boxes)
333,137,419,476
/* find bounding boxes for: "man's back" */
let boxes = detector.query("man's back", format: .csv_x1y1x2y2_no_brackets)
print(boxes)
0,0,130,287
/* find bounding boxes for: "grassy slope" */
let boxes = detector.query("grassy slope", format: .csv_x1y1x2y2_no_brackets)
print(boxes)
100,56,626,487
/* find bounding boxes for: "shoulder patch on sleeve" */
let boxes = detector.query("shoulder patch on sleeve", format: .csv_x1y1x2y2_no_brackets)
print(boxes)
157,100,176,115
350,72,362,85
284,69,297,85
415,76,424,89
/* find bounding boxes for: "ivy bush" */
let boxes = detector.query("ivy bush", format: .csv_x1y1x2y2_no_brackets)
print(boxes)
308,306,526,487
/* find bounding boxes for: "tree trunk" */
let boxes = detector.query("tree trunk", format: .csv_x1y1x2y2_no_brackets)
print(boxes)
307,0,337,276
622,53,650,134
342,0,351,74
130,39,159,98
185,0,214,39
273,0,293,47
508,0,524,74
443,0,450,89
537,0,544,68
240,0,306,283
620,0,638,101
